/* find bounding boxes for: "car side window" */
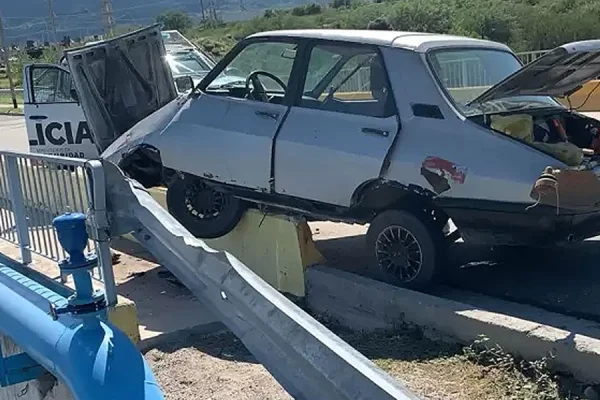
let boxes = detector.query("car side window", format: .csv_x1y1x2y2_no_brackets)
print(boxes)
31,67,77,104
300,44,395,118
205,41,297,103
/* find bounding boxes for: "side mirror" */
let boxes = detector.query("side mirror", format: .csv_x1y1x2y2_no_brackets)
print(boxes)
175,76,194,93
70,88,79,102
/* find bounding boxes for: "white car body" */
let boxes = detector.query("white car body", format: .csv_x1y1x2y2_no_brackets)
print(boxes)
44,26,600,286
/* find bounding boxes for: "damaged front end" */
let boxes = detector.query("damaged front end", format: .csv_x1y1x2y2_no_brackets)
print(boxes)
64,24,183,186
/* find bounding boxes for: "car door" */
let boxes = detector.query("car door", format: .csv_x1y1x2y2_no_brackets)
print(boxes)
157,39,298,191
274,42,400,206
23,64,98,159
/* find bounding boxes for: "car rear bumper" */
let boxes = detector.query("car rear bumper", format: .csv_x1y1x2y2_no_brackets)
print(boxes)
437,198,600,246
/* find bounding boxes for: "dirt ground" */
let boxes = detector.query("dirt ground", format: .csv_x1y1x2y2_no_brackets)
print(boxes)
144,326,584,400
141,222,585,400
0,222,588,400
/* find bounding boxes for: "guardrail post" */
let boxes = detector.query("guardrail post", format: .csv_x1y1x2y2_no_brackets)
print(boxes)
5,157,31,265
84,160,117,307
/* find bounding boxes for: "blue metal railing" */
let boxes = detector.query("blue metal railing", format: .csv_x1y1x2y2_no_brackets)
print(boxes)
0,211,163,399
0,262,162,399
0,151,117,306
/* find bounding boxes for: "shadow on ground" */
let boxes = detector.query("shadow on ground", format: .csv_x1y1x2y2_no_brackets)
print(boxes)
314,233,600,338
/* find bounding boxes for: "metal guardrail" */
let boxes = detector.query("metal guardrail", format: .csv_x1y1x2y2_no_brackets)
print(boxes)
101,159,420,400
0,150,116,305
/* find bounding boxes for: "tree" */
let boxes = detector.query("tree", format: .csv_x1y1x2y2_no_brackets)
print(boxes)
331,0,353,9
367,17,394,30
156,11,192,32
292,4,323,16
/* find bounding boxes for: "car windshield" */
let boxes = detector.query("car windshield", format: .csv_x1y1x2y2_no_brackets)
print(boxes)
166,49,214,77
428,48,561,116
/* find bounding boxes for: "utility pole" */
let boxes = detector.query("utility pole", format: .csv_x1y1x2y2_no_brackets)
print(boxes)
239,0,246,11
101,0,115,37
200,0,206,21
208,0,219,21
0,12,19,110
47,0,58,45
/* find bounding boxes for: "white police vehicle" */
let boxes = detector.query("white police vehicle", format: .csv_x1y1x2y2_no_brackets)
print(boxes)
21,30,216,159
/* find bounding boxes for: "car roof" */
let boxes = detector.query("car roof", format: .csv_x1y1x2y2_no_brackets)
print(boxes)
248,29,512,53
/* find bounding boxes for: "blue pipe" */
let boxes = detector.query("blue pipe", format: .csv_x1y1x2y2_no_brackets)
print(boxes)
0,262,163,399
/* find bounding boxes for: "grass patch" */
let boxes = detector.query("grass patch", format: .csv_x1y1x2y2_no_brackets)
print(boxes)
147,314,588,400
0,106,22,114
344,330,584,400
0,90,23,106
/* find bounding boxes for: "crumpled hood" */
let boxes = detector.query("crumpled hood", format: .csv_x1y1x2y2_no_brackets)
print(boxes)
65,25,178,154
470,40,600,106
101,94,191,164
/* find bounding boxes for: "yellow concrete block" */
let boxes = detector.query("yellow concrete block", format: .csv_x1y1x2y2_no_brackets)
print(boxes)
142,187,324,297
107,295,141,344
206,209,324,297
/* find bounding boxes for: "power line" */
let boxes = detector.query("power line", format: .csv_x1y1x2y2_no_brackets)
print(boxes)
47,0,58,43
101,0,116,37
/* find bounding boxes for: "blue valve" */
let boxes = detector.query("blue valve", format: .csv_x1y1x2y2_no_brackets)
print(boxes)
52,212,106,319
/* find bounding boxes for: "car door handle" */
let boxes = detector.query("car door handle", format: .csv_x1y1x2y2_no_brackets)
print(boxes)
362,127,389,137
29,115,48,121
255,110,279,120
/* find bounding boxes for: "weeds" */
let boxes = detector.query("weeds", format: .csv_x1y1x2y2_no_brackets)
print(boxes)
462,335,570,399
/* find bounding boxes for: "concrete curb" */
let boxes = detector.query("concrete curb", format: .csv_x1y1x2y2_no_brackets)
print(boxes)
306,266,600,384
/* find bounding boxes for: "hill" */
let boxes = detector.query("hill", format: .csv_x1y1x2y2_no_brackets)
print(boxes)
187,0,600,58
2,0,329,43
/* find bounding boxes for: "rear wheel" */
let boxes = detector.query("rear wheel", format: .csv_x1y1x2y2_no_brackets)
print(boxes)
366,210,444,289
166,175,245,239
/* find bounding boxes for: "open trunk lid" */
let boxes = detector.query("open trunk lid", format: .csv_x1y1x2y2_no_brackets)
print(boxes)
469,40,600,106
64,24,178,153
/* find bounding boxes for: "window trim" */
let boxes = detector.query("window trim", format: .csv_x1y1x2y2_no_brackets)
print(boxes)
29,65,79,105
196,36,306,106
291,39,399,119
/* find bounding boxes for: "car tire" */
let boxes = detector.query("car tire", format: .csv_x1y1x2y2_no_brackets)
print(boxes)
366,210,444,289
166,175,245,239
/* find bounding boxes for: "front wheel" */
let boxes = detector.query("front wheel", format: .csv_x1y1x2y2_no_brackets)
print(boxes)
166,175,245,239
366,210,444,289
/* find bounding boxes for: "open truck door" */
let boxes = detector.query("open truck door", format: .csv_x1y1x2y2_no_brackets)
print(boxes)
64,24,178,154
22,63,99,158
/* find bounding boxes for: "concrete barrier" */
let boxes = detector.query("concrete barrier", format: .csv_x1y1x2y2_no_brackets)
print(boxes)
306,266,600,384
133,187,324,297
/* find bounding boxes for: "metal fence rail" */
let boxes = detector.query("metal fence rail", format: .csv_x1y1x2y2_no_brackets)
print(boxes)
0,150,116,305
517,49,550,65
0,50,551,105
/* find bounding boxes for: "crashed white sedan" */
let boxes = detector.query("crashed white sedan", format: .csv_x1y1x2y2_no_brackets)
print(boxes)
64,26,600,288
